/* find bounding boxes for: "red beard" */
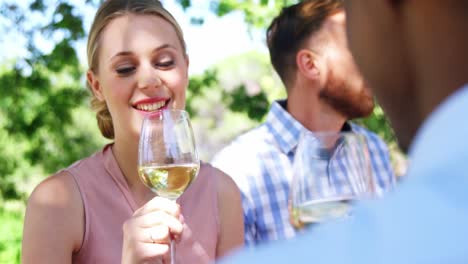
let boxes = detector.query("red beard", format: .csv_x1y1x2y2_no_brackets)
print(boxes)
319,69,374,119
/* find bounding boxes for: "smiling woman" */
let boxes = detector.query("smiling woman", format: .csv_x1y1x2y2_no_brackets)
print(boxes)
21,1,244,263
87,13,189,143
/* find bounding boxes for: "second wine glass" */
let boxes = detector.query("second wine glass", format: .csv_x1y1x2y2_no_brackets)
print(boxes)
290,131,376,229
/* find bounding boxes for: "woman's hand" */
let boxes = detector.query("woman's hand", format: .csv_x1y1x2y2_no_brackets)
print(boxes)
121,197,184,264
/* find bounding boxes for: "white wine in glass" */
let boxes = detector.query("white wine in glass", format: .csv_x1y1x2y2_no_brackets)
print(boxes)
138,109,200,264
291,196,352,228
138,163,199,201
290,131,376,229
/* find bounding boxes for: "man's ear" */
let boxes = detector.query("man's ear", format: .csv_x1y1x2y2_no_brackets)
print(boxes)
296,49,321,81
87,70,104,101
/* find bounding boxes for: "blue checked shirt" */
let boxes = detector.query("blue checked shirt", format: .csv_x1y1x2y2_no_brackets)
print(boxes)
211,100,395,245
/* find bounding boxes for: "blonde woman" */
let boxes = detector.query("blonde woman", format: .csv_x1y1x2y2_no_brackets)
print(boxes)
21,1,244,263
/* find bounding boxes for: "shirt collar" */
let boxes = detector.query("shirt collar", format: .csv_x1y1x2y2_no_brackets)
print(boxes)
266,100,355,154
266,100,304,154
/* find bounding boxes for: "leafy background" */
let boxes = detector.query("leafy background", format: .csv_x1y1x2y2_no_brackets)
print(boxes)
0,0,405,262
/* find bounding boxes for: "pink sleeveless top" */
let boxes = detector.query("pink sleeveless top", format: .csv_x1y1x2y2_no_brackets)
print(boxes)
66,145,219,263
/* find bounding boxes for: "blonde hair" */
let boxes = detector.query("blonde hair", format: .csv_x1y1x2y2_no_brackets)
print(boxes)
86,0,186,139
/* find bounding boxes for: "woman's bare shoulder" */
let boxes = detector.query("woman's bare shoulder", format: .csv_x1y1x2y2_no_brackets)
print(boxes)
23,170,84,258
27,170,83,212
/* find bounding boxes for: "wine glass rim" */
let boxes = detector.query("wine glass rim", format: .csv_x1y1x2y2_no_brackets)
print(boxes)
143,109,190,121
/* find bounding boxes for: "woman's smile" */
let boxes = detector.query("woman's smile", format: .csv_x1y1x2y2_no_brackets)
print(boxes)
133,97,171,114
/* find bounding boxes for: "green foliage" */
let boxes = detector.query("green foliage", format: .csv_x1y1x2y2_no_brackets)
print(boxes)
0,67,103,199
354,105,396,144
223,84,270,121
213,0,297,28
0,208,22,264
47,3,86,40
0,0,104,200
176,0,191,10
179,0,299,28
215,51,285,122
185,69,219,116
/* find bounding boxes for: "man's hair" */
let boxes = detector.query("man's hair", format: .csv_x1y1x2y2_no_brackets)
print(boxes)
266,0,343,88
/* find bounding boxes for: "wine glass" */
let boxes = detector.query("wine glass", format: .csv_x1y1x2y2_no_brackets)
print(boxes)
290,131,376,229
138,109,200,264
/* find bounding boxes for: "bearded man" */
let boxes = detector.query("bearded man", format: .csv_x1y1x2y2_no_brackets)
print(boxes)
212,0,395,246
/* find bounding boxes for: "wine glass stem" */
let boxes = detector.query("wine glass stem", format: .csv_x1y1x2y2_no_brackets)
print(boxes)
171,236,176,264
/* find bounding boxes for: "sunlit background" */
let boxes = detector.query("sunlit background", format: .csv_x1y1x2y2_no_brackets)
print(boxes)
0,1,404,262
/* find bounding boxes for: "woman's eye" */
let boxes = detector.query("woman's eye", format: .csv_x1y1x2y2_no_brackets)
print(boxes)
156,60,174,68
116,66,135,75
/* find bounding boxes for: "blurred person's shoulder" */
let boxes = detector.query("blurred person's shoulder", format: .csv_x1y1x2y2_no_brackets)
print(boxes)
222,164,468,264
